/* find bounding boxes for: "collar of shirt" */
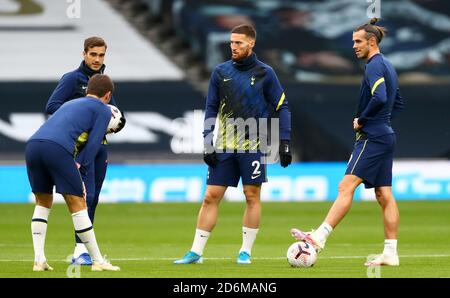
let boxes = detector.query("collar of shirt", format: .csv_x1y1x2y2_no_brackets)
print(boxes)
366,52,381,64
79,61,106,77
232,52,257,71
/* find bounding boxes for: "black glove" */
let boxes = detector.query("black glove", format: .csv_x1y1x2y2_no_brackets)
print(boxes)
279,140,292,168
113,112,126,133
203,149,218,168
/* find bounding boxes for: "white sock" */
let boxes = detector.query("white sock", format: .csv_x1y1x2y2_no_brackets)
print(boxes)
383,239,398,256
71,210,103,263
314,222,333,243
31,206,51,263
239,226,259,255
73,243,88,258
190,229,210,256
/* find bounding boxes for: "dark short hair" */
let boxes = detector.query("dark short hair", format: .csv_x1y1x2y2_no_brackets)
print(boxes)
87,74,114,98
354,18,387,44
84,36,107,52
231,24,256,40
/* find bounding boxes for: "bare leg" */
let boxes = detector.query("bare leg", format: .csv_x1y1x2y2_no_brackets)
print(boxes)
364,186,400,266
242,184,261,229
35,193,53,209
178,185,228,259
196,185,227,231
324,174,363,228
63,194,87,213
375,186,399,239
238,185,261,258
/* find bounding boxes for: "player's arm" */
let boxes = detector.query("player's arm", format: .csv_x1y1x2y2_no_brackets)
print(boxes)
264,67,292,167
357,62,387,126
45,73,77,115
203,68,220,149
391,88,404,119
77,108,111,168
202,68,220,167
264,67,291,141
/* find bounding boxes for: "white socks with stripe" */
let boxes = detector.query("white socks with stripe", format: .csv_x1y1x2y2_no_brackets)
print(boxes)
383,239,398,256
239,226,259,255
190,229,210,256
71,209,103,263
314,222,333,243
31,206,51,263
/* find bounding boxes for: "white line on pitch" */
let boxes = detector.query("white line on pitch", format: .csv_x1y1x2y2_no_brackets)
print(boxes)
1,254,450,262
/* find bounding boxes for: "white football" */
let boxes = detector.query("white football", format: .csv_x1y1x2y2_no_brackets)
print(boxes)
106,104,122,134
286,241,317,268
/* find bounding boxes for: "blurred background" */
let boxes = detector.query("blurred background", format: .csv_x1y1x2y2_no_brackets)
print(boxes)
0,0,449,203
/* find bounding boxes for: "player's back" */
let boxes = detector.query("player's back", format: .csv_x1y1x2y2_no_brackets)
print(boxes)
30,97,110,155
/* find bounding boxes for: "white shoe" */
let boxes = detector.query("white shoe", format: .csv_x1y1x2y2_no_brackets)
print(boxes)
364,254,399,266
91,257,120,272
33,262,53,271
290,228,326,253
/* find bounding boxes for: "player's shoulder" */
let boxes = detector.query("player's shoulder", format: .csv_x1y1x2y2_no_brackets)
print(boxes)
214,60,233,72
256,59,274,71
59,69,78,81
90,98,111,114
255,60,278,81
60,66,86,82
365,54,387,74
75,97,110,115
212,60,234,81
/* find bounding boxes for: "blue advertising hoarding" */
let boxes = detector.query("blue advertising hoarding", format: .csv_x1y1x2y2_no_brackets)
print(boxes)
1,161,449,203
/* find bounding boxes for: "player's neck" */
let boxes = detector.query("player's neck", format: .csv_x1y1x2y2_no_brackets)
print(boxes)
366,49,380,62
86,94,100,99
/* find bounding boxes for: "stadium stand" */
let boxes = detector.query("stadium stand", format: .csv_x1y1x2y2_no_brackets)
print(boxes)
107,0,450,160
0,0,184,81
114,0,450,82
0,0,449,163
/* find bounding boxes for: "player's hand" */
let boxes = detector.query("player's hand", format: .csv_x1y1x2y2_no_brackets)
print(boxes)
75,162,81,169
113,112,126,133
203,151,218,168
353,118,363,131
279,140,292,168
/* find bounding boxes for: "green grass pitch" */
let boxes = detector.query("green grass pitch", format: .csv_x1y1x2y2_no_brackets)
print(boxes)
1,201,449,278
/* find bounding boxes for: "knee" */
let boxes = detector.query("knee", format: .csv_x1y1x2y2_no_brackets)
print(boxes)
337,181,354,197
375,189,392,207
243,188,258,198
375,189,383,201
243,188,260,206
203,190,222,206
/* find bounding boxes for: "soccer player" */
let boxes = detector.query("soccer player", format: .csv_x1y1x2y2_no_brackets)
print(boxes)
174,24,292,265
291,18,404,266
46,37,125,265
26,74,120,271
